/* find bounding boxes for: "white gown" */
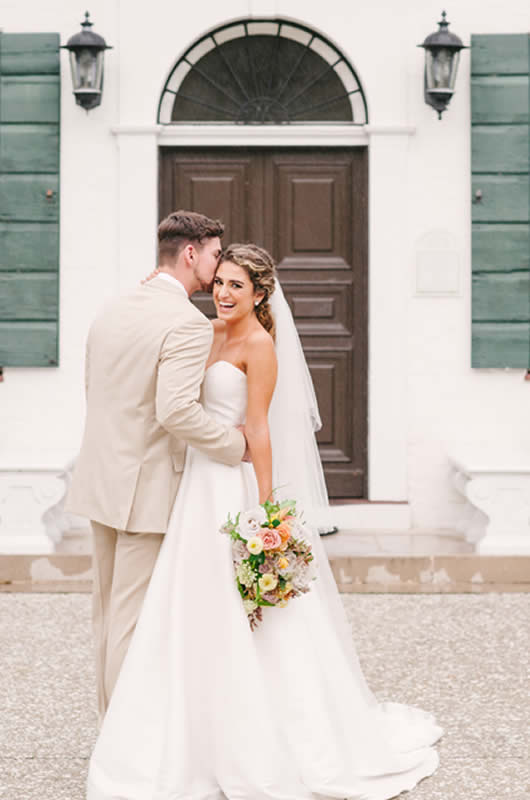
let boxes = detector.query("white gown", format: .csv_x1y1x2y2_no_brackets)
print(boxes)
87,361,442,800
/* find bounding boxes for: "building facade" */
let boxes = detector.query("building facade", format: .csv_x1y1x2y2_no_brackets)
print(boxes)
0,0,529,553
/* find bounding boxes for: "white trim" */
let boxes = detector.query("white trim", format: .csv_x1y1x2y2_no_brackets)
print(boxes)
111,125,161,135
110,123,416,147
365,125,416,136
367,132,410,500
157,125,369,147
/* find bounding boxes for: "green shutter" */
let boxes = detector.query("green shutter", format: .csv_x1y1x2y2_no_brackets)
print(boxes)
471,34,530,368
0,32,60,367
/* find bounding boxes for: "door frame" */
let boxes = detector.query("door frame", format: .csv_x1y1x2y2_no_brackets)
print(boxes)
111,122,415,506
159,146,369,499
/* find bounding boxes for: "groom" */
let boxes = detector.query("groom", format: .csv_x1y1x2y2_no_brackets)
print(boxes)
65,210,246,722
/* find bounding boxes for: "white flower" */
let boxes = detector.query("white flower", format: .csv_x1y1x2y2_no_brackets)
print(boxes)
247,536,264,555
243,599,257,615
259,573,278,593
292,520,310,545
219,522,233,535
291,562,309,590
276,554,293,576
236,562,256,588
232,540,248,563
238,507,268,540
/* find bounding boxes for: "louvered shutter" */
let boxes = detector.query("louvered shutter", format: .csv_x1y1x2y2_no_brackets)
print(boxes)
0,33,60,367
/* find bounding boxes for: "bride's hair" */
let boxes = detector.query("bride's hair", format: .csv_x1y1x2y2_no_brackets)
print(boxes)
220,243,277,339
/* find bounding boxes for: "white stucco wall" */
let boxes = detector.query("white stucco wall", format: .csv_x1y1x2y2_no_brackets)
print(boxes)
1,0,528,535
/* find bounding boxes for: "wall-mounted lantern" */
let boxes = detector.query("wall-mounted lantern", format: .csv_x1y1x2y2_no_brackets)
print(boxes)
418,11,467,119
62,11,112,111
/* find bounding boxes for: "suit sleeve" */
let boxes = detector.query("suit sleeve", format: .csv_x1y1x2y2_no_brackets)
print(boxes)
155,317,246,467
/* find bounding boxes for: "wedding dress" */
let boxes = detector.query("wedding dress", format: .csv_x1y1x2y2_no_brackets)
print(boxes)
87,358,442,800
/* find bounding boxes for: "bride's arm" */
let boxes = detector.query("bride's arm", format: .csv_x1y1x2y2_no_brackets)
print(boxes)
245,335,278,504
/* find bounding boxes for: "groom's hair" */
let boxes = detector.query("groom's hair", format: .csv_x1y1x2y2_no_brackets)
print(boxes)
158,210,225,263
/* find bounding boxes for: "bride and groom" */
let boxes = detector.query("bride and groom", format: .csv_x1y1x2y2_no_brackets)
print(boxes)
66,210,442,800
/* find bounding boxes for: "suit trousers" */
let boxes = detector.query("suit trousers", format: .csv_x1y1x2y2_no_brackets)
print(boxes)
91,521,164,724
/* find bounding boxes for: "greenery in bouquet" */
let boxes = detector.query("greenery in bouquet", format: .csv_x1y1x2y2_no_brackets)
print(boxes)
220,496,315,630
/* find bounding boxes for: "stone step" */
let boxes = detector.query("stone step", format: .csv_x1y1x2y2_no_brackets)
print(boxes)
1,553,528,593
55,526,474,556
322,527,474,556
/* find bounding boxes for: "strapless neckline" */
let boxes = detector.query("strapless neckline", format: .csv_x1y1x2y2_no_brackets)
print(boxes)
206,360,246,379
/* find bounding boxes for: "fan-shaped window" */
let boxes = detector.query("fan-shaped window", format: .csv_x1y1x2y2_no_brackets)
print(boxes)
158,20,368,125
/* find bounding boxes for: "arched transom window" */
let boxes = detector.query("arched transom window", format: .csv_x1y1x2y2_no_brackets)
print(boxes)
158,20,368,125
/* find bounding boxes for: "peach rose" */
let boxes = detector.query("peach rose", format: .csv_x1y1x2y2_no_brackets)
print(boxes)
276,521,292,544
259,529,282,550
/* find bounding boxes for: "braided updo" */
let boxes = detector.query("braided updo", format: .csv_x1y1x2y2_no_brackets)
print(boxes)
219,243,277,339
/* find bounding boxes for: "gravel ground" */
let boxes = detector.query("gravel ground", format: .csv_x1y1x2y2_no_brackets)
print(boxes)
0,593,528,800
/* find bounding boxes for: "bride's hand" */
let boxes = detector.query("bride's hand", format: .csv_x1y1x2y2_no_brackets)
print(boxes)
237,425,252,463
141,268,161,284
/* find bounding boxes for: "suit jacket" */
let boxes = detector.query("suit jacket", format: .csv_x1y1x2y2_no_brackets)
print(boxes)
65,276,246,532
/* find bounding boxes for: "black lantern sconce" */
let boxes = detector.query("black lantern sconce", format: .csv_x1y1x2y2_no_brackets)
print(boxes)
62,11,112,111
418,11,467,119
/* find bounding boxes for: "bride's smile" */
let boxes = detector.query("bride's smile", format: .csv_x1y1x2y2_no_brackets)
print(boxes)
213,261,265,324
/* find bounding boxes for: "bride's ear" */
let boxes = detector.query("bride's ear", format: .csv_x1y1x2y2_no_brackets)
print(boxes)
254,291,266,308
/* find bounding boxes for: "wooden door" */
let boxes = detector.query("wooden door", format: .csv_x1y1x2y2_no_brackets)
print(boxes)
159,148,368,498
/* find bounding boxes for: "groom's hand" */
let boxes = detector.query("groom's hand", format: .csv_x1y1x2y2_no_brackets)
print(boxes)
237,425,252,463
141,268,161,284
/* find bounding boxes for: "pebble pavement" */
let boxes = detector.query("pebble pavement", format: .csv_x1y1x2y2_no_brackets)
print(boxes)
0,593,528,800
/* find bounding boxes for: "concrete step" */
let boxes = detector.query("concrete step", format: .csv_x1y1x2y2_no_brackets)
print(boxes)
1,552,528,593
55,526,474,556
322,528,474,557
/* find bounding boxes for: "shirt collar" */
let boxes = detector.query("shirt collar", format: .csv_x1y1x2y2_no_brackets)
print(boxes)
156,272,189,297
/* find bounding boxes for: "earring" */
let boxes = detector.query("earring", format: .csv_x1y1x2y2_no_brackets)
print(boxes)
255,301,260,307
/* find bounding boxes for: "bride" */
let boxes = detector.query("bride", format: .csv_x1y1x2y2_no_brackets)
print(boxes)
87,243,442,800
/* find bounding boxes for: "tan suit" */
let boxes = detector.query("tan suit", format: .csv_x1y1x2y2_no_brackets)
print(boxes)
66,275,245,720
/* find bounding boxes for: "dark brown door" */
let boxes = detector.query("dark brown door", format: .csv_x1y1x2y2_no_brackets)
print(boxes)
159,148,368,498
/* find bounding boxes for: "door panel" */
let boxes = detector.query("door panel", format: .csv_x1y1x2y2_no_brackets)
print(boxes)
160,152,262,317
266,151,366,497
271,157,352,269
159,148,368,498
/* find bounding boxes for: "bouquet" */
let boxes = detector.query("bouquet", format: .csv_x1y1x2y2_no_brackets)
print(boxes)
220,496,315,630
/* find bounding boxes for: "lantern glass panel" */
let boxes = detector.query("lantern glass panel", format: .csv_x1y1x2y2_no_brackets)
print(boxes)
68,51,81,90
425,48,456,90
79,48,99,89
448,51,460,90
95,51,105,90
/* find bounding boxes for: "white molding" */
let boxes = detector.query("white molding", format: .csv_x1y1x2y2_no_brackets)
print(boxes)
364,125,416,136
0,468,67,554
111,125,161,136
157,125,369,147
367,132,410,500
110,123,416,147
450,448,530,554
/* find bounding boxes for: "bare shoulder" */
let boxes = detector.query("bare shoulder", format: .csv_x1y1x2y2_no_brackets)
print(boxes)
211,317,227,346
246,328,277,372
211,318,226,335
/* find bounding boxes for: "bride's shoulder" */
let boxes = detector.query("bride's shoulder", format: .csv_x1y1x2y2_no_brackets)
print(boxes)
246,327,277,371
211,318,226,337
